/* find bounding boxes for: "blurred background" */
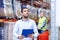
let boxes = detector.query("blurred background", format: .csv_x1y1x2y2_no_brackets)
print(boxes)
0,0,58,40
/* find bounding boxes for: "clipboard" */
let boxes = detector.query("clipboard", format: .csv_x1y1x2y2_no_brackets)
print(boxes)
22,29,33,37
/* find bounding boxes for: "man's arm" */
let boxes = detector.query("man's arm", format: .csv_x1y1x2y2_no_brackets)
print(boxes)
41,20,46,29
13,22,19,38
32,21,39,38
13,21,23,39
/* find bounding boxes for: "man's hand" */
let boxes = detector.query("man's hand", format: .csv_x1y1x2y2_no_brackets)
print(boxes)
18,35,25,39
28,34,34,38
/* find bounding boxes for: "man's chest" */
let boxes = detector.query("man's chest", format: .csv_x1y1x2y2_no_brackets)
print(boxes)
18,22,33,29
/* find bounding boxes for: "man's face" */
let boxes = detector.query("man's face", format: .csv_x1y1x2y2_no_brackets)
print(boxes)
22,8,29,18
40,12,44,17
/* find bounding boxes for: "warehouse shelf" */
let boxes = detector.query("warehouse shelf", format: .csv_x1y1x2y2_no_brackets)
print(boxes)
0,0,52,40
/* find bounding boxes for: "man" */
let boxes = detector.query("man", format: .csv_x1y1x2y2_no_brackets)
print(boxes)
38,11,47,33
13,8,38,40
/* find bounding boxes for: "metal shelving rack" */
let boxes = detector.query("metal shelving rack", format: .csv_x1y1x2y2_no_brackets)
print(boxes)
0,22,4,40
3,0,14,40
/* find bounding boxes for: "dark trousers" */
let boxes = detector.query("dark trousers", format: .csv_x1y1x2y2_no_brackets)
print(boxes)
38,29,45,34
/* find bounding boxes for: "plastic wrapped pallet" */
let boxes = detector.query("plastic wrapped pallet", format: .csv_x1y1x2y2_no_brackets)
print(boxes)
4,6,14,18
3,0,14,18
13,0,21,18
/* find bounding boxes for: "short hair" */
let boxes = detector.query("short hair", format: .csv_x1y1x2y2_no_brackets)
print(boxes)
40,10,45,14
21,8,29,13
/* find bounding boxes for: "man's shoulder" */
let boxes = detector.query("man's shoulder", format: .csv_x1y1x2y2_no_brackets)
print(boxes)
43,17,46,20
29,19,35,23
16,20,22,23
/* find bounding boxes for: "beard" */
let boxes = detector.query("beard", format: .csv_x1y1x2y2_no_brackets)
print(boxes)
24,16,28,18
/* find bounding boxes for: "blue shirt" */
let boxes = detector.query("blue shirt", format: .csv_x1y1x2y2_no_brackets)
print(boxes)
13,19,38,40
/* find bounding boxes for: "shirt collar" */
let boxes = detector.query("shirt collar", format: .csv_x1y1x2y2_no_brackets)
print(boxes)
21,18,29,21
